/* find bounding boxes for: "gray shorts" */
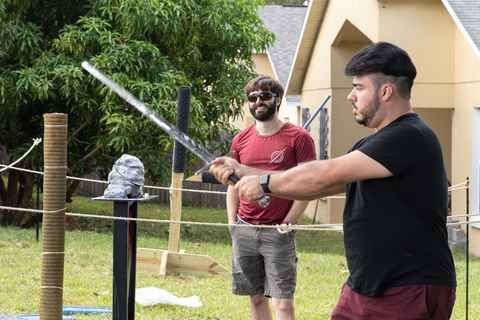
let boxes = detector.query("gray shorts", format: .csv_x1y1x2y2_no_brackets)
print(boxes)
229,218,298,300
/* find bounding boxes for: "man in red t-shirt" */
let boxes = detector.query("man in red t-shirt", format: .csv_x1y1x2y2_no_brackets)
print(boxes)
227,76,316,320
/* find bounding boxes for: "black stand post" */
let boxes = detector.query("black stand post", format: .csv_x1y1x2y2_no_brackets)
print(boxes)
91,196,157,320
113,200,137,320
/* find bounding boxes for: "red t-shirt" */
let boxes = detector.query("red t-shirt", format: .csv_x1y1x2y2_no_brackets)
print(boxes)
230,122,316,225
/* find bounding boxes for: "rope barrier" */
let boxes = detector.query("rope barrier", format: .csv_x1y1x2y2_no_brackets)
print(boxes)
450,181,469,189
0,163,469,198
0,139,470,198
0,205,65,214
2,204,479,232
450,212,480,219
63,212,339,231
0,138,42,173
0,138,471,200
1,138,476,232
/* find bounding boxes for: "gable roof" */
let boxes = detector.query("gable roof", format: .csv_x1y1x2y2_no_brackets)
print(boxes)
258,5,308,102
283,0,329,96
442,0,480,60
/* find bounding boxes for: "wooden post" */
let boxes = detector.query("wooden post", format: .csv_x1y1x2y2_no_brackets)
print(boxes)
168,86,191,253
168,173,183,252
137,87,231,279
40,113,67,320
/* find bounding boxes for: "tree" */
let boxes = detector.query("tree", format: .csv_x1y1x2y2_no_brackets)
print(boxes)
0,0,274,226
266,0,305,4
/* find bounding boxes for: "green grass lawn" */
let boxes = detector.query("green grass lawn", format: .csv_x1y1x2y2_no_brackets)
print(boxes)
0,195,479,319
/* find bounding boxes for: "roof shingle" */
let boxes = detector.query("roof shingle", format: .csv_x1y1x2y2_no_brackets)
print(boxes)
258,5,308,91
445,0,480,53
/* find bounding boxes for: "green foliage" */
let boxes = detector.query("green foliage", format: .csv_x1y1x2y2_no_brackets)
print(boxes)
266,0,306,4
0,0,274,189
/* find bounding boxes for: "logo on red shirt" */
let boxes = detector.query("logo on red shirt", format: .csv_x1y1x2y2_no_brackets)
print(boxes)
270,149,285,164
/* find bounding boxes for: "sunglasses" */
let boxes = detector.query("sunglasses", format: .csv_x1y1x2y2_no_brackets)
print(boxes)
247,92,277,103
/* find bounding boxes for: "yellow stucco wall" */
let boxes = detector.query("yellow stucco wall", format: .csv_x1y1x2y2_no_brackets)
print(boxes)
300,0,480,253
451,25,480,256
300,0,380,223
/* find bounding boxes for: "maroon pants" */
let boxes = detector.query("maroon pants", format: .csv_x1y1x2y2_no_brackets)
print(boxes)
331,283,456,320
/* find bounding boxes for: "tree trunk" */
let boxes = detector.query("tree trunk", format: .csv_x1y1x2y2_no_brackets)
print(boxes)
0,175,6,204
0,174,6,223
2,169,19,225
66,179,81,203
15,171,35,226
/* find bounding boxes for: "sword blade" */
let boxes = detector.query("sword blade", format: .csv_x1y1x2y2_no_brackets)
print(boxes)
83,61,269,207
82,61,215,164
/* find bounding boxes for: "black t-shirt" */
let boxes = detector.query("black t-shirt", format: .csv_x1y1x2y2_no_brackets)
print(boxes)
344,113,456,296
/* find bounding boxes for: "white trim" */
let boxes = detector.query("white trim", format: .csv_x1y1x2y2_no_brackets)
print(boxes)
284,0,313,95
286,99,301,107
441,0,480,61
471,107,480,229
266,49,280,82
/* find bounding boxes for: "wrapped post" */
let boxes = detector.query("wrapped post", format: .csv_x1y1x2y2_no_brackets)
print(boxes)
40,113,67,320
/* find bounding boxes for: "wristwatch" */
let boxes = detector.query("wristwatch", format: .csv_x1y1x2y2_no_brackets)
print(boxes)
260,174,272,194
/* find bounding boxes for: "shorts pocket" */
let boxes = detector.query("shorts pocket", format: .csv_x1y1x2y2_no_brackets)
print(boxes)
286,229,297,241
229,219,241,235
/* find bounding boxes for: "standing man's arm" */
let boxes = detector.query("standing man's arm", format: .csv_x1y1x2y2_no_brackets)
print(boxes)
283,200,309,225
282,161,313,224
227,185,240,226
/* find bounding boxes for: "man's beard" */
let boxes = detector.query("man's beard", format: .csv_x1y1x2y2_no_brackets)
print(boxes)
356,92,380,127
250,99,277,122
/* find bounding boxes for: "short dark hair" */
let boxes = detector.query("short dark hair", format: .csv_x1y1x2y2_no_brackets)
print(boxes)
244,75,284,111
344,42,417,99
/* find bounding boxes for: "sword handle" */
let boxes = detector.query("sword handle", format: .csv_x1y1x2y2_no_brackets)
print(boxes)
228,174,270,208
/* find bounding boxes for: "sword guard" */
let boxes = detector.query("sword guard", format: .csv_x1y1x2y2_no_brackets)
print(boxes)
195,150,236,175
258,196,270,208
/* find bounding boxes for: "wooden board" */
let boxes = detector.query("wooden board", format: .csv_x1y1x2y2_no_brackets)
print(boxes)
136,248,231,279
185,174,202,182
168,172,184,253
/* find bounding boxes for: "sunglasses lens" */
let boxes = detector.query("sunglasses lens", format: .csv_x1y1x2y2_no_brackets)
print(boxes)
259,93,272,101
247,93,275,102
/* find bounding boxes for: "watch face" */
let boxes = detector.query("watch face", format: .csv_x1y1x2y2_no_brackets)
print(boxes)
260,174,269,186
260,174,270,193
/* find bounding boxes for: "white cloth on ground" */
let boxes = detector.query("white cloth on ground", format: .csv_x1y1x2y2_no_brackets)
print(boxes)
135,287,202,307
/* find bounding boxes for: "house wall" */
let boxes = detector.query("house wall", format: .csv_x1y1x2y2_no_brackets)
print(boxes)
300,0,457,229
379,0,454,186
451,25,480,256
301,0,380,223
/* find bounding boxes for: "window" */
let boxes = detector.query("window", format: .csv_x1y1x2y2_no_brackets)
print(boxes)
302,108,311,132
319,108,329,160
